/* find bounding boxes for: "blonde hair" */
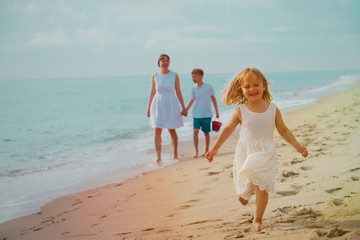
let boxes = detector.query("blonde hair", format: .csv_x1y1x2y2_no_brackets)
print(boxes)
157,54,170,67
221,68,272,106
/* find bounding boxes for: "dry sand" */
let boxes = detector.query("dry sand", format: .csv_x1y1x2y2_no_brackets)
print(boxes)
1,83,360,240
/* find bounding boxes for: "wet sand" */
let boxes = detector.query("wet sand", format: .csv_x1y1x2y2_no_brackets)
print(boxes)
1,83,360,240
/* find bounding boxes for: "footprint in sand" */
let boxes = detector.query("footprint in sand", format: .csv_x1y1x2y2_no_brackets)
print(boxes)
295,208,321,218
332,199,343,206
197,188,210,194
274,206,296,215
142,228,155,231
290,160,304,165
326,228,350,238
208,171,222,176
72,199,83,206
115,232,132,237
186,219,223,226
125,193,136,201
351,176,360,181
86,193,101,199
325,187,343,194
223,164,232,170
199,167,211,170
179,204,192,209
301,166,313,171
276,190,298,196
291,184,303,190
316,230,328,237
282,170,299,178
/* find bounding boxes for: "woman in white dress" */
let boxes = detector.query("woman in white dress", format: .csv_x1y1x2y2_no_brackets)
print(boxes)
147,54,186,163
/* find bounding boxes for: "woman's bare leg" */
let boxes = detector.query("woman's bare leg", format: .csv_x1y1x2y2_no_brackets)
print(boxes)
154,128,162,163
168,129,178,159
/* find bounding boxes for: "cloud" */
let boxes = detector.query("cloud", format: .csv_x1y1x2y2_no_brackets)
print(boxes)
28,28,104,46
272,26,296,32
75,27,107,42
29,26,135,48
145,25,219,49
25,3,36,13
22,1,85,19
210,0,282,8
145,25,277,51
29,32,72,45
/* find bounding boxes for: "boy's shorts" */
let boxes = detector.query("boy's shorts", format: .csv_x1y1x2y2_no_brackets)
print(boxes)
193,117,212,133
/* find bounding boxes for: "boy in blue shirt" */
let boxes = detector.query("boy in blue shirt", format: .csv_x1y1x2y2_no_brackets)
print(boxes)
185,69,219,158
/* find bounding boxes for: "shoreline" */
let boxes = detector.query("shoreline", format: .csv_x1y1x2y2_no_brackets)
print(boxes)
1,82,360,239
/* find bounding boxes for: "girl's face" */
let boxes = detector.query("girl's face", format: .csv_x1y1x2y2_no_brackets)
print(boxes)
241,73,266,103
159,57,170,69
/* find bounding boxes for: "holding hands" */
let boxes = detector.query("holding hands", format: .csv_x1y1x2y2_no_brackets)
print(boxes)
181,108,188,117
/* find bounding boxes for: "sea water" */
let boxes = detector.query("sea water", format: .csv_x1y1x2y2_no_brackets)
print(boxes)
1,70,359,223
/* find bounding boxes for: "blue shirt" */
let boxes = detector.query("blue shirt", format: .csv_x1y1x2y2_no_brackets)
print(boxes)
191,82,215,118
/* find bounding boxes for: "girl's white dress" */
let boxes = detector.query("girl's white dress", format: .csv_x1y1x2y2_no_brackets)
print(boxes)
233,103,278,200
149,71,183,129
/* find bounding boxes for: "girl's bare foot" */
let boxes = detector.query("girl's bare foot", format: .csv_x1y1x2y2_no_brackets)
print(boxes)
172,154,179,160
239,196,249,206
155,159,162,164
253,222,268,232
192,151,198,158
201,152,207,157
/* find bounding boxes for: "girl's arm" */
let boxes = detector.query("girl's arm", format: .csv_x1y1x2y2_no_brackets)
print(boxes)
205,108,241,162
174,74,186,115
147,74,156,117
275,107,308,157
211,95,220,118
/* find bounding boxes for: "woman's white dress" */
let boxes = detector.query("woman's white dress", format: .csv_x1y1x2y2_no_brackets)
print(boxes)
149,71,183,129
233,103,278,200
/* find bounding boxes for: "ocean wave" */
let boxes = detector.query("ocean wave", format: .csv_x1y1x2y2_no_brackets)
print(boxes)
272,74,360,111
2,163,66,178
274,98,316,110
299,74,360,96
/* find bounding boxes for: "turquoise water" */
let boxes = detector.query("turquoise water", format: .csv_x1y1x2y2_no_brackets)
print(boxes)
1,70,359,223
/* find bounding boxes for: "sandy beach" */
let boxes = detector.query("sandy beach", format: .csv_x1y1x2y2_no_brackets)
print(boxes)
1,83,360,240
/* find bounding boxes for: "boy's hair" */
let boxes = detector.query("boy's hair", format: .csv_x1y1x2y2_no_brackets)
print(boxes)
221,68,272,106
158,54,170,67
191,68,204,76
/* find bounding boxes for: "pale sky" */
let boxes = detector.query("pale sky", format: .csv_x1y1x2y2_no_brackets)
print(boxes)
0,0,359,80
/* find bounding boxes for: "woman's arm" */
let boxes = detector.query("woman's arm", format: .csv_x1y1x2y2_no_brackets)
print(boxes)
174,74,186,113
275,107,308,157
206,108,241,162
147,74,156,118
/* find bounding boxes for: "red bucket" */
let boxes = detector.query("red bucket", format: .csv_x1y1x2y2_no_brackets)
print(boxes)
212,119,222,132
